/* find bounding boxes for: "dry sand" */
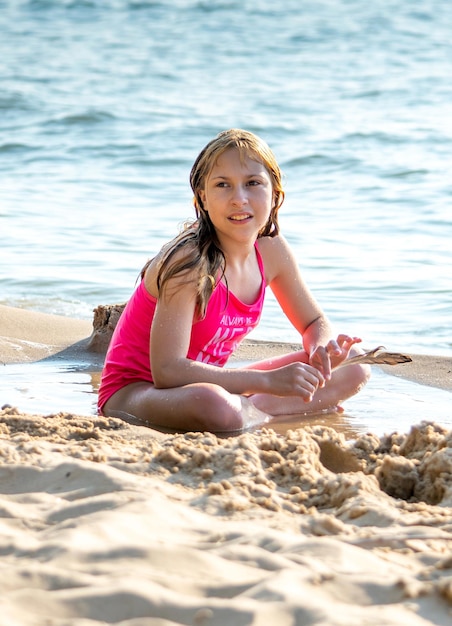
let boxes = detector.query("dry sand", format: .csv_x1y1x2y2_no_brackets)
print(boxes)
1,304,451,626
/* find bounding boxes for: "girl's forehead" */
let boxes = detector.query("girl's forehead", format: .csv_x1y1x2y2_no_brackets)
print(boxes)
209,147,267,174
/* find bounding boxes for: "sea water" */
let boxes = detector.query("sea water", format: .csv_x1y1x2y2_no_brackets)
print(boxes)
1,0,451,426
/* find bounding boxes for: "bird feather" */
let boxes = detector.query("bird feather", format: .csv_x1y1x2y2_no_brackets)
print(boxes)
334,346,412,369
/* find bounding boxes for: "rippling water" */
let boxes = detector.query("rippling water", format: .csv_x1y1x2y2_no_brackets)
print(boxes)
1,0,451,356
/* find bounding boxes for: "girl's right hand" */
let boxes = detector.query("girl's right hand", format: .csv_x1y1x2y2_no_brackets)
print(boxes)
266,362,325,402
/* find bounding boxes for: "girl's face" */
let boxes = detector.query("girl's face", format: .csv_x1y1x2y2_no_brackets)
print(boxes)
199,148,274,247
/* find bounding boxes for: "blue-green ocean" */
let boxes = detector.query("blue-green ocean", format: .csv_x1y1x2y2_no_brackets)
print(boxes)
1,0,451,431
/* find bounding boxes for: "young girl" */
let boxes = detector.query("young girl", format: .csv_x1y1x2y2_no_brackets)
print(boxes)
98,129,370,432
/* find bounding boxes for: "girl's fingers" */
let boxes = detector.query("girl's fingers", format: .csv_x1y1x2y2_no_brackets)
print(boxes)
301,364,324,387
327,340,342,355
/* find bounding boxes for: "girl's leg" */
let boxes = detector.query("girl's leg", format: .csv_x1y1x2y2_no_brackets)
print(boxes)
242,348,310,370
241,348,370,415
102,381,271,432
250,361,370,416
103,350,370,432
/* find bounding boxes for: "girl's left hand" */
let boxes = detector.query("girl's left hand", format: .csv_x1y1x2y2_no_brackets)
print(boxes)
309,334,362,381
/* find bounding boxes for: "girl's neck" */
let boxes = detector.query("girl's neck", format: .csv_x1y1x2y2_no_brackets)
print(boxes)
222,243,262,304
219,237,257,266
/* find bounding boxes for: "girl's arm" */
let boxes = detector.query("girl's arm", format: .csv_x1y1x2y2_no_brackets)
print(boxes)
259,235,361,379
147,266,323,401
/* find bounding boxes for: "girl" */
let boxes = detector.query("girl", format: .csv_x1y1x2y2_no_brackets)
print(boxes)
98,129,370,431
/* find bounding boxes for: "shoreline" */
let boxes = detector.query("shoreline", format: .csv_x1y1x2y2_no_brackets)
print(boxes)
1,304,450,392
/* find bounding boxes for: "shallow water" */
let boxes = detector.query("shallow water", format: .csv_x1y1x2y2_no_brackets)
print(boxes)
1,0,451,356
269,368,452,438
1,361,100,418
2,361,450,439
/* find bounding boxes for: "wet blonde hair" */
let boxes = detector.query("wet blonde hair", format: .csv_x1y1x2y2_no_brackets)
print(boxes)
146,129,285,317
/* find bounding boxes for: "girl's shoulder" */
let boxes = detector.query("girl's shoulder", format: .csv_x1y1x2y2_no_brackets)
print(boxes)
142,255,160,298
257,234,296,283
144,238,200,298
257,233,288,253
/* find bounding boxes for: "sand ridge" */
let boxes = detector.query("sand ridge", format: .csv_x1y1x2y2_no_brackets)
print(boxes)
1,406,451,625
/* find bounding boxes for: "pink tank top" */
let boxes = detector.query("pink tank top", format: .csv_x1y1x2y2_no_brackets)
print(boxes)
98,243,266,412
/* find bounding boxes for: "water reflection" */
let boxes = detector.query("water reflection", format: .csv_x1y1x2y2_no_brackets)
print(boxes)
1,361,101,417
267,369,452,439
1,362,450,439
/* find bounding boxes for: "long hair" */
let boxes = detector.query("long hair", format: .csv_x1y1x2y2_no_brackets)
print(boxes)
145,129,285,317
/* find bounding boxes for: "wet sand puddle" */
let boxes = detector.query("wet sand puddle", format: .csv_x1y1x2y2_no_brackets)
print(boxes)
1,362,451,439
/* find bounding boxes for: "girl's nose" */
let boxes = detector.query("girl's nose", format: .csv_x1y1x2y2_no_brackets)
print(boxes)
231,186,248,206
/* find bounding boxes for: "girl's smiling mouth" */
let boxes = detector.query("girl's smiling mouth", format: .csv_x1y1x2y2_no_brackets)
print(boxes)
229,213,252,222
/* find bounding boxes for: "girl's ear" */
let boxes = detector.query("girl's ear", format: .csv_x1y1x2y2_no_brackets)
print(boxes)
199,189,206,207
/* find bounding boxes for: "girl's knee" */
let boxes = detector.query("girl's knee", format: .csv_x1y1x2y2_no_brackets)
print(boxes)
340,363,371,396
354,363,371,388
189,384,244,432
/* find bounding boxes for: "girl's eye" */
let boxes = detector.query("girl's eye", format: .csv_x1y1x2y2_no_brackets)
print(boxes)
214,179,262,188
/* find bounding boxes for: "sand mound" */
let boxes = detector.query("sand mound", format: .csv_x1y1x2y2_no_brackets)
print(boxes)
0,406,451,625
86,303,126,353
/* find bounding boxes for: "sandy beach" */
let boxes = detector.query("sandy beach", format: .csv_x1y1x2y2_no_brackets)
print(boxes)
1,304,451,625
